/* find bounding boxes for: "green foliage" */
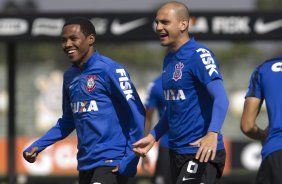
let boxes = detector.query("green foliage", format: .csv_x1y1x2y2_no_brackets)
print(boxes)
96,42,166,69
17,42,68,69
214,43,265,66
256,0,282,10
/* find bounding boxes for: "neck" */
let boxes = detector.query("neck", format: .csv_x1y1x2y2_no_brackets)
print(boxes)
170,38,190,52
76,48,95,70
170,36,190,53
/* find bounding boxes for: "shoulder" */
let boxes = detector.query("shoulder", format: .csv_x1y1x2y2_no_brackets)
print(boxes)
180,39,216,64
97,55,131,82
254,56,282,74
99,55,126,72
249,57,282,84
191,43,215,61
261,56,282,69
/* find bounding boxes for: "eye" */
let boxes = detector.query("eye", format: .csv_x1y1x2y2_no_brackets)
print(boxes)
70,36,79,42
61,38,67,43
162,20,170,25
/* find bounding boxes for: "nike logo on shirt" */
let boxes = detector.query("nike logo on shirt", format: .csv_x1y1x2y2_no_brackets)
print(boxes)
254,18,282,34
111,18,148,35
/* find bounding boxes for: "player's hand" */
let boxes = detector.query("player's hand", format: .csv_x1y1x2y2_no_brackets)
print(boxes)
190,132,218,162
132,134,156,157
112,165,119,173
23,146,39,163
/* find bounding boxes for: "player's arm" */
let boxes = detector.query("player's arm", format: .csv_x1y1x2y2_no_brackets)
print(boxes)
144,80,158,136
190,80,229,162
190,50,229,162
133,109,169,156
144,108,155,136
109,67,145,176
240,97,267,142
150,109,169,140
141,107,155,171
207,80,229,133
240,66,268,143
23,80,75,162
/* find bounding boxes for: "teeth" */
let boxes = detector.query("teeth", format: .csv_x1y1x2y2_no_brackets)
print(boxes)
68,50,75,54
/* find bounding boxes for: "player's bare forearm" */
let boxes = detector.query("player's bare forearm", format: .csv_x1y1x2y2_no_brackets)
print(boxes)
240,97,266,141
241,124,268,142
144,108,154,136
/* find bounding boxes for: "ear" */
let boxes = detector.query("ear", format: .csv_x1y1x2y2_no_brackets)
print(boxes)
180,19,189,32
88,34,95,46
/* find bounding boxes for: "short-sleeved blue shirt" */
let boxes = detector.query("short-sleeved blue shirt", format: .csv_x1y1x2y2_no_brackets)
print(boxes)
246,56,282,160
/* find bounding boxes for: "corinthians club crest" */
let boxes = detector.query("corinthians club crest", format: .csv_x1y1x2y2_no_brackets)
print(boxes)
86,75,97,92
173,62,184,81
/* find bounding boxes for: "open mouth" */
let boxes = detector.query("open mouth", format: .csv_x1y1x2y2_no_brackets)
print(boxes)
66,49,76,56
159,33,168,39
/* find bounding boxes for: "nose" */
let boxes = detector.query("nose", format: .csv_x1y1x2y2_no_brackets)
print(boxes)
62,39,72,49
65,39,72,48
155,23,163,32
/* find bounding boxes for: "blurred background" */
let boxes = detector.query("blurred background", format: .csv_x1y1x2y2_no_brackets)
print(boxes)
0,0,282,183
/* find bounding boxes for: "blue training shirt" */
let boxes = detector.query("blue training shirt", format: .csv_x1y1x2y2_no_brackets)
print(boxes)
144,75,169,148
24,51,145,176
151,38,225,154
246,56,282,160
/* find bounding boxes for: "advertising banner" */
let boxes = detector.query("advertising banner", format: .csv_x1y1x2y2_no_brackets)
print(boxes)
0,11,282,41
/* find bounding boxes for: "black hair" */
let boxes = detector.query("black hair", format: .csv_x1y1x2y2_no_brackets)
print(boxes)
63,17,96,37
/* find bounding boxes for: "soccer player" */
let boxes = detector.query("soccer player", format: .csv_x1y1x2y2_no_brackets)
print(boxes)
240,56,282,184
23,17,145,184
133,1,229,184
143,75,171,184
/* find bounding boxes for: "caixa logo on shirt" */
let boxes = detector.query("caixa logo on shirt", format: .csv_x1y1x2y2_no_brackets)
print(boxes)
164,89,186,101
116,69,135,101
272,62,282,72
71,100,98,113
196,48,219,76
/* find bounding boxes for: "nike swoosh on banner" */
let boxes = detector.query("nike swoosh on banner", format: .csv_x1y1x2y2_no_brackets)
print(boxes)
111,18,148,35
182,177,196,181
254,18,282,34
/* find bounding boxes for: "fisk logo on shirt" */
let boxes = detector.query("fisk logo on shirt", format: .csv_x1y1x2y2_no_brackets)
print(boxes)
116,69,135,100
71,100,98,113
164,89,186,100
196,48,218,76
272,62,282,72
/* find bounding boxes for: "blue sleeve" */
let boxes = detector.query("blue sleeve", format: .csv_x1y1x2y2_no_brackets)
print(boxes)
109,67,145,177
206,80,229,133
246,66,263,99
150,109,169,140
24,81,75,153
192,48,222,85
